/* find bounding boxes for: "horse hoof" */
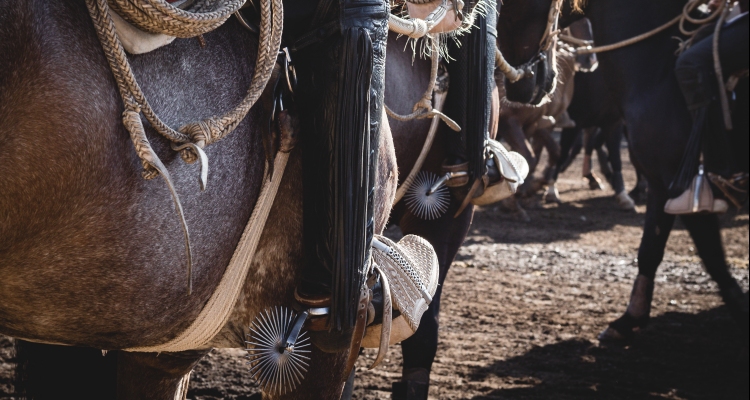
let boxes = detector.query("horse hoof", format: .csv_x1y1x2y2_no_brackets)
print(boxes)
597,326,628,343
615,191,636,211
392,380,429,400
544,185,562,204
585,173,605,190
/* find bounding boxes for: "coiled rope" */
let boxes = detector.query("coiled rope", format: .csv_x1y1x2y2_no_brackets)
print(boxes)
388,0,463,39
86,0,283,293
384,40,460,131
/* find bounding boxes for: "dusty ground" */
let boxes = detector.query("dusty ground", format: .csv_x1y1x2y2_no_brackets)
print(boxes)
1,148,748,399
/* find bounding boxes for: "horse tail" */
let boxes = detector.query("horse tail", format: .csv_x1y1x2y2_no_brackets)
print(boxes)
14,340,117,399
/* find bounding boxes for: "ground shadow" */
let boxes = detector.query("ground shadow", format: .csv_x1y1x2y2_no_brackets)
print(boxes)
470,197,748,246
468,306,749,400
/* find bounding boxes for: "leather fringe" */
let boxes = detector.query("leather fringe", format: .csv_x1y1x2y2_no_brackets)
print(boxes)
465,13,492,181
331,27,376,332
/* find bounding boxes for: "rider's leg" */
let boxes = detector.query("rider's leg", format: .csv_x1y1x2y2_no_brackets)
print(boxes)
671,13,748,197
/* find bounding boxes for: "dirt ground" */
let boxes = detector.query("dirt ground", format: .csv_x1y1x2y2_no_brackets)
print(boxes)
1,148,748,400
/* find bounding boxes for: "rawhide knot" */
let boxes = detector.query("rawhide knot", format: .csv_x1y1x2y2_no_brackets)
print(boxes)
413,97,433,113
179,117,222,163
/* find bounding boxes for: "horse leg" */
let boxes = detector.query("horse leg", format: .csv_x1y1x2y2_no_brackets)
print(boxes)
499,117,536,198
680,214,749,332
556,126,583,175
532,127,562,204
599,187,676,341
594,121,619,185
115,350,208,400
394,203,474,399
604,121,636,210
583,127,605,190
624,126,649,202
14,341,117,399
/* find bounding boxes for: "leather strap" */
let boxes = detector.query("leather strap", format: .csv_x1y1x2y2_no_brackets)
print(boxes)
294,288,332,308
454,177,483,218
369,266,391,369
344,288,370,375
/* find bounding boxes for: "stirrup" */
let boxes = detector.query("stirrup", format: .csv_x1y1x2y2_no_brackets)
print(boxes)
665,166,728,215
360,235,439,369
470,139,529,206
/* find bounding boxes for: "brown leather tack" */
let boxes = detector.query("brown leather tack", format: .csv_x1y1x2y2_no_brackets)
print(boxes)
344,289,370,376
442,161,470,187
454,178,483,218
305,315,331,332
294,288,331,308
278,109,299,153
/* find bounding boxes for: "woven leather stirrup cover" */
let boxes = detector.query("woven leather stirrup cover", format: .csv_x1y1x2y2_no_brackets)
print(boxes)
361,234,439,348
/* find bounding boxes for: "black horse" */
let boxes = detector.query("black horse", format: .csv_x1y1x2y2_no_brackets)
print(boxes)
562,0,748,341
552,60,637,211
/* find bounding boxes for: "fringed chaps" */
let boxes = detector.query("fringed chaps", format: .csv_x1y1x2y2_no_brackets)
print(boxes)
297,0,388,338
443,12,496,181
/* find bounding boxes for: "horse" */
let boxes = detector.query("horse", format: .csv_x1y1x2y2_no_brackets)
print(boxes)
352,1,563,397
561,0,748,341
550,63,637,211
494,44,576,215
0,0,402,398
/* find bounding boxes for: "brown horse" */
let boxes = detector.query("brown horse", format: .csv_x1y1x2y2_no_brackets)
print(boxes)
0,1,398,399
356,1,562,397
494,47,576,216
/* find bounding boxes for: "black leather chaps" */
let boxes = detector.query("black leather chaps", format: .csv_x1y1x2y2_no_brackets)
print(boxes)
293,0,388,335
443,12,497,183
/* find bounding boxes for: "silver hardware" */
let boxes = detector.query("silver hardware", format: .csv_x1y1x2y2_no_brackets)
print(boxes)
307,307,330,316
245,307,311,395
282,47,297,94
404,171,452,220
693,165,704,213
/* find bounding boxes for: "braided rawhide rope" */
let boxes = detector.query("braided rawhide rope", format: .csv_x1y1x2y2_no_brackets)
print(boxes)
86,0,283,293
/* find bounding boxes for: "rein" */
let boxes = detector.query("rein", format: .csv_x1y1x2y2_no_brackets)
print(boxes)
86,0,283,293
566,0,728,55
561,0,735,128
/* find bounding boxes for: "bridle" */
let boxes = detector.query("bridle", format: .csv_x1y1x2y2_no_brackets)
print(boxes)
495,0,563,83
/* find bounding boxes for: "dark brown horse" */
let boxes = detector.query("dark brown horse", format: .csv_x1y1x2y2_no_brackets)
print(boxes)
494,47,576,217
0,1,398,399
355,1,562,397
561,0,748,342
